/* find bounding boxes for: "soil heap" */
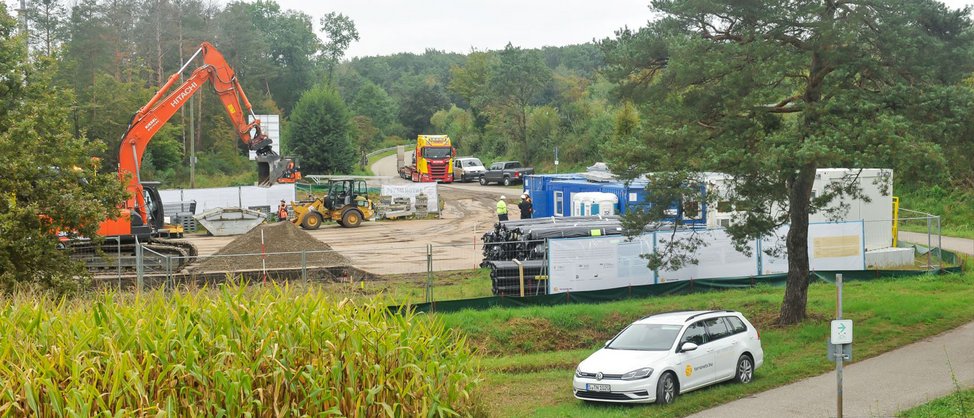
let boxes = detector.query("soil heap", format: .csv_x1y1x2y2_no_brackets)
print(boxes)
194,222,350,272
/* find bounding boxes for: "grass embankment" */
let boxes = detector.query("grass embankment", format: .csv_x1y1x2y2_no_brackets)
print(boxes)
898,187,974,240
315,268,493,305
437,273,974,417
0,284,480,416
900,387,974,418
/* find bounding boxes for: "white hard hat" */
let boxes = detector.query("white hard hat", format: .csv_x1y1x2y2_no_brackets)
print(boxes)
521,193,528,198
500,195,506,200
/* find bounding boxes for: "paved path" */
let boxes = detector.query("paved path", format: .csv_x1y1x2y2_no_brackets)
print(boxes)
899,231,974,256
687,322,974,418
689,234,974,418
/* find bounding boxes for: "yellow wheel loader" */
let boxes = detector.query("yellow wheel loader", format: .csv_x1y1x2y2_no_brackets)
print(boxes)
291,179,374,230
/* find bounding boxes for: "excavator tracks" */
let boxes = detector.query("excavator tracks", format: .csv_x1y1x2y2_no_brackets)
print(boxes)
71,237,199,275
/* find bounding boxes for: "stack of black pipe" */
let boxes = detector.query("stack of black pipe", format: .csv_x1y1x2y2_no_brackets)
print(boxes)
481,216,624,296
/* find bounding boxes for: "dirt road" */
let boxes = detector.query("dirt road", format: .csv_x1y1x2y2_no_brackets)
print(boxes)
188,153,526,275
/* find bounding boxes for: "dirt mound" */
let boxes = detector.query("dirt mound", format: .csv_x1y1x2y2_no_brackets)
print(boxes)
193,222,350,272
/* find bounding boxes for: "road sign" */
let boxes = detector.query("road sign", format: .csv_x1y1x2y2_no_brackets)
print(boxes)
831,320,853,344
827,341,853,361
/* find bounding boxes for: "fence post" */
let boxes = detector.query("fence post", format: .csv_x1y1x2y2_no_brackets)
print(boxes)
426,244,433,303
301,250,307,281
937,216,942,272
135,238,144,292
927,216,933,269
116,237,122,289
513,258,525,298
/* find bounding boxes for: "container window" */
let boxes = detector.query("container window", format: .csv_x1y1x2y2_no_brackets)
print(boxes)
555,191,564,216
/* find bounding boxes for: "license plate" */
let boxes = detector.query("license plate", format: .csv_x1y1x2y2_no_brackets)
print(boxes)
586,383,611,392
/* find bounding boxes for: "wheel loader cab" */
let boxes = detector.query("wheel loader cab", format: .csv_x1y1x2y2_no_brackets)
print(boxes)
325,180,367,211
292,179,373,230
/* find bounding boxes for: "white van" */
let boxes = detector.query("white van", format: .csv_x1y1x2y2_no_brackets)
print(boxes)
453,157,486,183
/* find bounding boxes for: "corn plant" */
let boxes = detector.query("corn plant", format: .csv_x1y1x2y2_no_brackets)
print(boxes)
0,283,481,417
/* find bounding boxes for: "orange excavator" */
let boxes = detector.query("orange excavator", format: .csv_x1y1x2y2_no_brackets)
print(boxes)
77,42,301,272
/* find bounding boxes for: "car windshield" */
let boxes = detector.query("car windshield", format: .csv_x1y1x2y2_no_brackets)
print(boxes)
463,159,482,167
607,324,683,351
422,147,452,159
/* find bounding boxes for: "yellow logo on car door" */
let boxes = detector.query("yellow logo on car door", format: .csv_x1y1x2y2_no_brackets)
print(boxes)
685,364,693,377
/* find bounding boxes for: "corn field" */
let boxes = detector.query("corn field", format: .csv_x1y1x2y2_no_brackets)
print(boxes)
0,283,481,417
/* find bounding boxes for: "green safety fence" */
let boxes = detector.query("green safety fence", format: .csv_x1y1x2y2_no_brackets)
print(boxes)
392,249,962,315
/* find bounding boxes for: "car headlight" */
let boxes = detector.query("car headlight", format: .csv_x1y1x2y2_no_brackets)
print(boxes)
575,368,584,378
621,367,654,380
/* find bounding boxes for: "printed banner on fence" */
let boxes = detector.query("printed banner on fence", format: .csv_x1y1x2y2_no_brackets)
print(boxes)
380,183,439,213
549,222,865,294
761,221,865,274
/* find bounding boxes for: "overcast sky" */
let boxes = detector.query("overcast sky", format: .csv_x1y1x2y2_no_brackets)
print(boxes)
276,0,974,58
5,0,974,58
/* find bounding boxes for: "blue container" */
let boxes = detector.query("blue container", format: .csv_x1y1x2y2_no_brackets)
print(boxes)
523,174,585,217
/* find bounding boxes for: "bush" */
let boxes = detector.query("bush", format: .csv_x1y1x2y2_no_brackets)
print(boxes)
0,284,480,416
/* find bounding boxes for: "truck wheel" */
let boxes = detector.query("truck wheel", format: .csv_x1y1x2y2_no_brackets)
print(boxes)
341,210,362,228
503,177,511,186
479,176,487,186
301,213,323,230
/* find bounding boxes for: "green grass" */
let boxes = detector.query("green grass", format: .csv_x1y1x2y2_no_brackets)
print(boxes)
900,387,974,418
436,273,974,417
898,187,974,240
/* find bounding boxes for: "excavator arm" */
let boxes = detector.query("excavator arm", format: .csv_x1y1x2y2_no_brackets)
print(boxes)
117,42,300,225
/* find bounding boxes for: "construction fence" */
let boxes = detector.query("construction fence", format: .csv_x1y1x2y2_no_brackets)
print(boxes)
78,210,961,308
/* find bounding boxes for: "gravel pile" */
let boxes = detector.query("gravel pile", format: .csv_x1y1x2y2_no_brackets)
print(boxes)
193,222,350,272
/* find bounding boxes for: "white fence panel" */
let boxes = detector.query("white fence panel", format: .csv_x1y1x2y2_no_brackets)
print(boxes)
160,184,296,215
549,222,866,294
548,235,653,293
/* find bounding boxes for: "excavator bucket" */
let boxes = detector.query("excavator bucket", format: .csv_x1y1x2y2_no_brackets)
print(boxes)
257,153,301,187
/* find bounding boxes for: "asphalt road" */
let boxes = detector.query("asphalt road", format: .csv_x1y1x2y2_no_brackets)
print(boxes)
689,235,974,418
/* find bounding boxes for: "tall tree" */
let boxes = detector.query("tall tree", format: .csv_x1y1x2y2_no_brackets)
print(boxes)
485,44,551,164
320,11,358,84
602,0,974,324
350,115,379,171
350,80,398,134
396,74,450,137
286,86,354,174
0,5,125,291
25,0,68,57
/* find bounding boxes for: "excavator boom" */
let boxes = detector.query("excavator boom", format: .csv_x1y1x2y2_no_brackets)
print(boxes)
116,42,300,229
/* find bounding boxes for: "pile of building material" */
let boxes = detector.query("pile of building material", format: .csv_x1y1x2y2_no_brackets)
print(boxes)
377,196,414,219
481,216,623,264
415,193,430,218
481,216,624,296
163,201,197,232
376,192,433,219
481,260,547,296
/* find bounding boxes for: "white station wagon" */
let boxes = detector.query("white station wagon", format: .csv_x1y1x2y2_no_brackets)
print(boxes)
573,310,764,404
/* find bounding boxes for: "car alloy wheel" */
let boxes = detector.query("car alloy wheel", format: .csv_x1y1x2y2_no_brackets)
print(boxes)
736,355,754,384
656,372,676,405
479,176,487,185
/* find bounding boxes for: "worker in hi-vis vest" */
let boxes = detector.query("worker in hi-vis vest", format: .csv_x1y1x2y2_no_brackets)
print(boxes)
496,195,509,222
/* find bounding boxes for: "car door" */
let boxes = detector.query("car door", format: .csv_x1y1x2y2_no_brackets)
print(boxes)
676,320,715,391
703,317,738,381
